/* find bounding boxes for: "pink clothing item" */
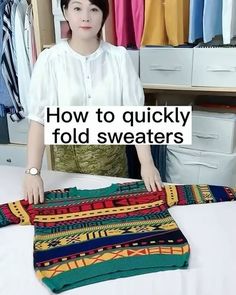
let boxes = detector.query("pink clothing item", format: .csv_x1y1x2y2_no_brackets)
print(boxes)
131,0,144,47
114,0,144,48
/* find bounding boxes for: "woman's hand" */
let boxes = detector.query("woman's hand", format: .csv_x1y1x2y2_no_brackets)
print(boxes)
23,174,44,204
140,162,163,192
135,145,164,192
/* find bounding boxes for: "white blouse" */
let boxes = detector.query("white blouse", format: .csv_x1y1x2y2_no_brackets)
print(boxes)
27,40,144,124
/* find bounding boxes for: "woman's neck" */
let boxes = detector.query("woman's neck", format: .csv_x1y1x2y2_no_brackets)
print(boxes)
68,37,100,56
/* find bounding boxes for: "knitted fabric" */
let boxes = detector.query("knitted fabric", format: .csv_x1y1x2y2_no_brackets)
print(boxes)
0,181,235,293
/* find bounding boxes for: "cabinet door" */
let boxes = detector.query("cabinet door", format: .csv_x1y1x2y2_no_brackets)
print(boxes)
0,145,48,169
32,0,55,55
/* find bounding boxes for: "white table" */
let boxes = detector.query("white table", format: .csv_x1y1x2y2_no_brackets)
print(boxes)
0,166,236,295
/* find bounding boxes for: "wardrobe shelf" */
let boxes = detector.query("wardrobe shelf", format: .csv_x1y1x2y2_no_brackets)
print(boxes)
143,84,236,95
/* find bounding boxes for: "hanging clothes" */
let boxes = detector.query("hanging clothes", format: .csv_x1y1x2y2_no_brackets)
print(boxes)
29,5,37,66
165,0,190,46
114,0,144,48
188,0,204,43
203,0,223,43
141,0,189,47
10,0,19,72
14,0,31,115
24,3,35,71
130,0,144,48
1,0,24,121
0,0,12,113
222,0,236,44
114,0,136,47
141,0,168,46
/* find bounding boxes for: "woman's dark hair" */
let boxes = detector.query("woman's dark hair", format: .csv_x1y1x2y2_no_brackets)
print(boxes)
61,0,109,39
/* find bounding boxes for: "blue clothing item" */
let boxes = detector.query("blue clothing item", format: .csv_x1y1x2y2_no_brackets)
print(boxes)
189,0,204,43
203,0,223,43
0,103,6,116
0,0,12,110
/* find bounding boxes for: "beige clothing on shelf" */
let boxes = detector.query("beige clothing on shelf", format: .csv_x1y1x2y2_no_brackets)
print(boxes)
141,0,189,46
141,0,168,46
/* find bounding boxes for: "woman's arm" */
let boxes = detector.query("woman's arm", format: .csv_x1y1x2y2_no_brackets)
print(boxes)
23,121,45,204
119,48,162,190
135,145,163,191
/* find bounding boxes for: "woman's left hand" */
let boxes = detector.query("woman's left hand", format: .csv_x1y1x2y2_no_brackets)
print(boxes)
140,162,164,192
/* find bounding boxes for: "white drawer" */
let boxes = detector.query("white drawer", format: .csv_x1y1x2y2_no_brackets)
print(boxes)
0,144,28,167
0,145,48,169
192,48,236,87
166,146,236,187
140,47,193,86
127,49,139,75
7,115,29,144
182,111,236,154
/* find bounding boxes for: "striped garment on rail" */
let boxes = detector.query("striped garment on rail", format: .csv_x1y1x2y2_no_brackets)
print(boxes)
1,1,24,121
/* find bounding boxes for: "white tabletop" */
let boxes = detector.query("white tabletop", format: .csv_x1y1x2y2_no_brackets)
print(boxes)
0,166,236,295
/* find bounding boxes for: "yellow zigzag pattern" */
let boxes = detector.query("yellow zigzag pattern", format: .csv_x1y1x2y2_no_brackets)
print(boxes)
36,244,190,279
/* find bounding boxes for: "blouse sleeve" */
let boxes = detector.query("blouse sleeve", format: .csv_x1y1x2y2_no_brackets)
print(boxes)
120,48,144,106
26,49,57,125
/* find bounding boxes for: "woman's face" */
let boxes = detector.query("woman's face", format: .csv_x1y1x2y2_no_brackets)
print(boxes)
64,0,103,40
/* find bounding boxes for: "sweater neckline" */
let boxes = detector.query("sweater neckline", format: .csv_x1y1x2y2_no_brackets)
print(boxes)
68,183,120,198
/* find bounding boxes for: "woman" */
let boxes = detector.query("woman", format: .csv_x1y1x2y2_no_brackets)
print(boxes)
24,0,163,205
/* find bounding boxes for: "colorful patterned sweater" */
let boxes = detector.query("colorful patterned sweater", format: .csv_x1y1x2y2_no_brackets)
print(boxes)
0,181,235,293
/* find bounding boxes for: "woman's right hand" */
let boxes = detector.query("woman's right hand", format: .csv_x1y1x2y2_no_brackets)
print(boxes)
23,174,44,204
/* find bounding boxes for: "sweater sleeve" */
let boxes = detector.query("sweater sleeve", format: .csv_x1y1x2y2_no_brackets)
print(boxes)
164,184,236,208
0,200,36,227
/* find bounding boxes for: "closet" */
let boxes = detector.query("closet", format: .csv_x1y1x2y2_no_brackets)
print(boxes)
0,0,54,168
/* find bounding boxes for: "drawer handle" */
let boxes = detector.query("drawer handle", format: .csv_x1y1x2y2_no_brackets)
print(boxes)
150,65,182,72
6,158,12,163
193,132,218,140
207,66,236,72
183,161,218,169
